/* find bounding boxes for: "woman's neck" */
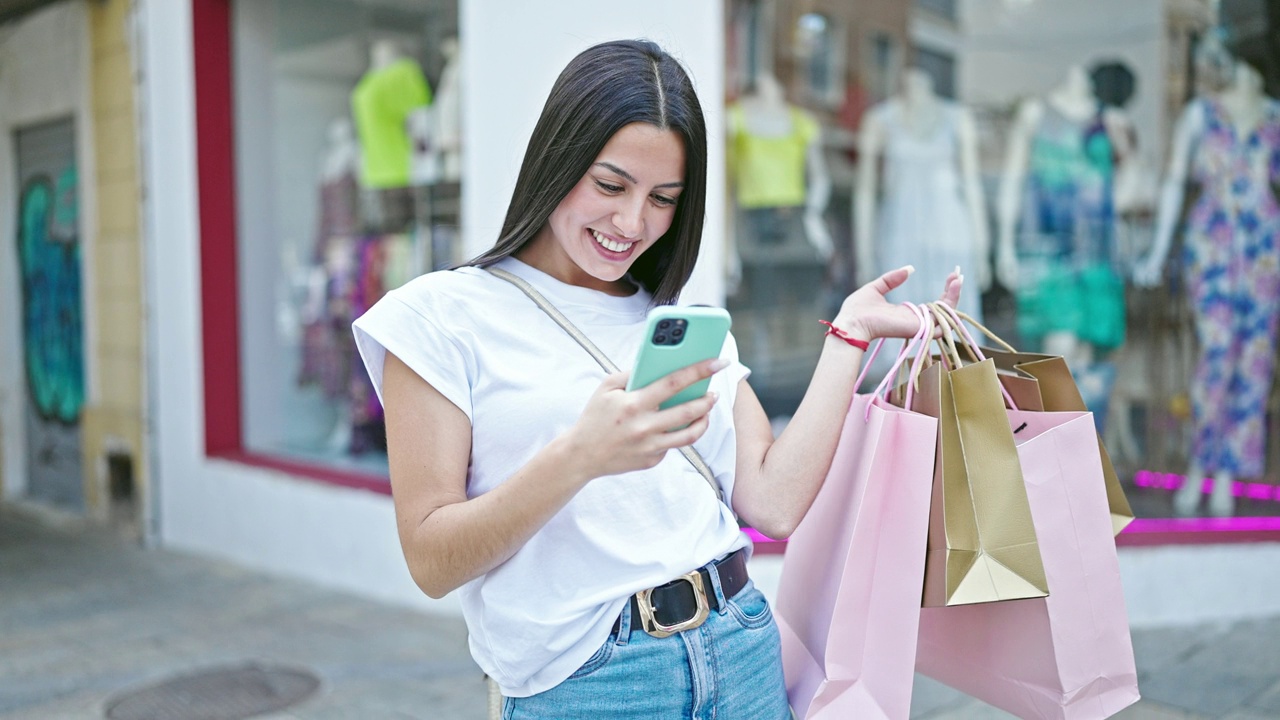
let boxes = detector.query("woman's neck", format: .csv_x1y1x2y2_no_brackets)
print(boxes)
514,238,637,297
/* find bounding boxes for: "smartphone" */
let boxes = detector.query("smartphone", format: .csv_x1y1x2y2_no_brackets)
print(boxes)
626,306,732,411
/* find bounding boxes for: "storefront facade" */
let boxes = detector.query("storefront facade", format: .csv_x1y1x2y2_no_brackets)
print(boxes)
3,0,1277,623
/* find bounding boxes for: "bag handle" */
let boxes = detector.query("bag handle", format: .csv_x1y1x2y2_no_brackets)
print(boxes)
946,307,1017,353
927,302,1020,411
924,303,965,371
857,302,934,419
486,267,726,506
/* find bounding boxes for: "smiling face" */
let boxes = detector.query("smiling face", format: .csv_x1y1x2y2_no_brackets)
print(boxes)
518,122,686,295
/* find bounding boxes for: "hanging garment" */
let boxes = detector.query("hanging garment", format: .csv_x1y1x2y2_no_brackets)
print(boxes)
1016,101,1124,351
874,101,983,323
299,173,360,400
1182,97,1280,477
728,103,818,209
351,58,432,189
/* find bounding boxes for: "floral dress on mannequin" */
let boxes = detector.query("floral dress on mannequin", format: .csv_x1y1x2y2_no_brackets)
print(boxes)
1182,97,1280,479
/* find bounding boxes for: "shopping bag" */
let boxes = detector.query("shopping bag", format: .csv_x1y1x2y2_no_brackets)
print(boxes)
776,304,938,719
915,409,1140,719
906,304,1048,607
983,347,1136,535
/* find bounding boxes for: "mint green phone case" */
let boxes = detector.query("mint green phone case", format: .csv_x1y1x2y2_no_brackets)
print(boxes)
626,306,732,410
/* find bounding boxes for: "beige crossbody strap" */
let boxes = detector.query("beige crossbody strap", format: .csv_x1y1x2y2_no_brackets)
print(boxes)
487,267,725,504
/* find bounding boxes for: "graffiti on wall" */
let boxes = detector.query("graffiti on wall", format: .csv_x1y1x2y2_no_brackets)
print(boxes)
18,166,84,424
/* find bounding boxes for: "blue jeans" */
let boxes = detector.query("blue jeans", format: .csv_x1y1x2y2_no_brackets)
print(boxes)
502,579,790,719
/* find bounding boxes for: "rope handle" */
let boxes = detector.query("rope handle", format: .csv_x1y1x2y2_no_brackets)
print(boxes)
857,302,934,419
927,302,1020,411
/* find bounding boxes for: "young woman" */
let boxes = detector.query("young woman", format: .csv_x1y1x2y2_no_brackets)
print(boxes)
354,39,961,718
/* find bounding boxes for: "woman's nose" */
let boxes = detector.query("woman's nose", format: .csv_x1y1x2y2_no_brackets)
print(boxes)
613,201,644,239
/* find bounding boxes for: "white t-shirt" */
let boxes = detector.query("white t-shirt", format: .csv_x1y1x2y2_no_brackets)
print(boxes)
352,256,752,697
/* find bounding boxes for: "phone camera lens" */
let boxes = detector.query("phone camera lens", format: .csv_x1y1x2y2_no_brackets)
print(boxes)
658,319,672,330
672,327,684,338
654,333,668,344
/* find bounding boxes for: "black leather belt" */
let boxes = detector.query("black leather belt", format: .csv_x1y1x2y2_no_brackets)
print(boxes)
616,547,750,638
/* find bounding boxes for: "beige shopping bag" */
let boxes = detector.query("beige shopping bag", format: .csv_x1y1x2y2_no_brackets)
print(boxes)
905,305,1049,607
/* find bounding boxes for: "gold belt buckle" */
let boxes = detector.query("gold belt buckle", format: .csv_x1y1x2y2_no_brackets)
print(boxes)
635,571,710,639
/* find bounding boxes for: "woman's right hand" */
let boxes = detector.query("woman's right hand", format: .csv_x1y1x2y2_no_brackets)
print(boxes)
561,359,725,482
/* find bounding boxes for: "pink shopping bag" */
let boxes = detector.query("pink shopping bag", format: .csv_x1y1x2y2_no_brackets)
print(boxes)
777,305,939,719
914,409,1140,719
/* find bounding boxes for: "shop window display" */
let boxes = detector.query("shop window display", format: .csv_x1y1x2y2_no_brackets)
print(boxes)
232,0,459,476
725,72,837,420
725,0,1280,527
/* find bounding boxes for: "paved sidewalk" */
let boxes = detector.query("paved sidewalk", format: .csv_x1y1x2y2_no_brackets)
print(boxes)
3,504,1279,719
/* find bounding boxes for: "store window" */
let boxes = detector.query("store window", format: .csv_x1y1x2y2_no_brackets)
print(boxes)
230,0,460,479
724,0,1280,537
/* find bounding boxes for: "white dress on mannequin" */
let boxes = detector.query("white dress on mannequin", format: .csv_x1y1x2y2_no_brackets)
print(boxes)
872,100,983,322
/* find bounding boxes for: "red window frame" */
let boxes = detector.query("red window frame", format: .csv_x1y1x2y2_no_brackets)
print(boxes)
189,0,1280,548
192,0,390,493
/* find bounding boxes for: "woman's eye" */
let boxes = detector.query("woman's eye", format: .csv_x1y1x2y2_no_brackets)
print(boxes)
652,194,677,207
595,180,623,193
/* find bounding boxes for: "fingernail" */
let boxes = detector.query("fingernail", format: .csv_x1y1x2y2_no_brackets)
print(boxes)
709,390,720,403
958,274,965,285
904,265,916,275
954,265,961,275
709,359,729,372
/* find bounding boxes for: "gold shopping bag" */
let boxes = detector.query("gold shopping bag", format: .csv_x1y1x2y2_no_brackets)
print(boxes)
905,305,1049,607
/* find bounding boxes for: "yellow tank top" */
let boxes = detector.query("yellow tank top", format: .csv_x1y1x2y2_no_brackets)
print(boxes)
728,104,818,208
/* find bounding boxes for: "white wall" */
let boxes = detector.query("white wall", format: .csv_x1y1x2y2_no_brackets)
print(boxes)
140,0,725,615
0,1,94,502
461,0,727,306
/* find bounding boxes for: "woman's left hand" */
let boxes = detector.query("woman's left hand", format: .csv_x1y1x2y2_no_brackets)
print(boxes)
831,265,963,342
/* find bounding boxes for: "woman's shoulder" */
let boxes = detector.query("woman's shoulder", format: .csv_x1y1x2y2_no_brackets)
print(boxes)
383,266,504,322
393,265,494,301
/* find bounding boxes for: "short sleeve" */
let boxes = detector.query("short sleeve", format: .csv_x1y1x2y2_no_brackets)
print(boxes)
352,293,475,422
716,331,752,407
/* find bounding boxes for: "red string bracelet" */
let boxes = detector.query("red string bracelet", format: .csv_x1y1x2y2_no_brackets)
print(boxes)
819,320,870,351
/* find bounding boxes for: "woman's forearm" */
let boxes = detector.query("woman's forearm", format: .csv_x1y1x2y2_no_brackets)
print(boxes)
398,435,591,598
736,338,866,537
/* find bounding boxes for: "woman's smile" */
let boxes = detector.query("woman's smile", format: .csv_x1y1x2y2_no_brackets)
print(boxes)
589,228,639,257
519,122,686,295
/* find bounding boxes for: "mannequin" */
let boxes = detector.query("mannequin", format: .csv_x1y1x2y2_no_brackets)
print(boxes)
433,36,462,183
406,37,461,187
996,65,1130,425
1135,61,1280,517
725,72,834,407
298,118,362,452
351,38,431,196
727,72,834,260
855,67,989,321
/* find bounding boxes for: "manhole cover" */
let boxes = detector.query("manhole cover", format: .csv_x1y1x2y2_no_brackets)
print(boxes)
104,663,321,720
